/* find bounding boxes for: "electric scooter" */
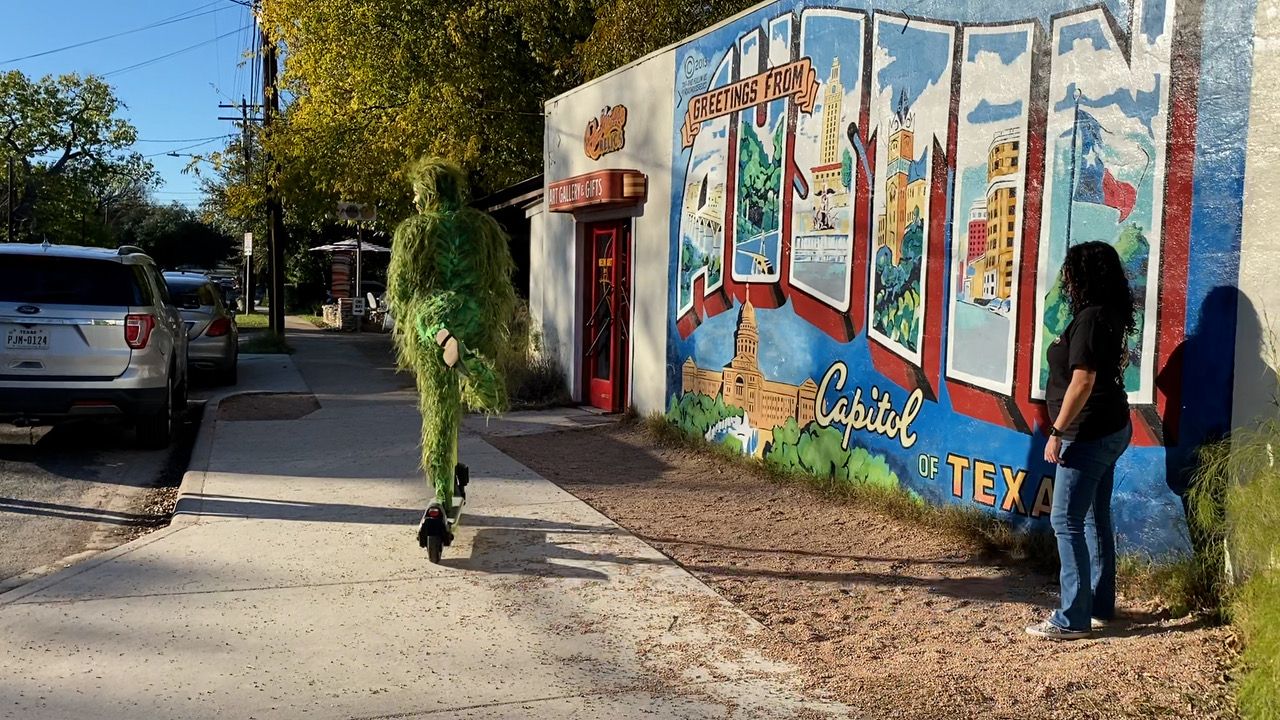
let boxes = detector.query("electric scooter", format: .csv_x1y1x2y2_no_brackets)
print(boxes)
418,463,469,564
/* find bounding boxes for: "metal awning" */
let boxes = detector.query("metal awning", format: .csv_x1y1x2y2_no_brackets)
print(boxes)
309,239,391,253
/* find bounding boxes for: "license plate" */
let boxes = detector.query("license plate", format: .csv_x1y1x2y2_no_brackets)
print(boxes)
5,327,49,350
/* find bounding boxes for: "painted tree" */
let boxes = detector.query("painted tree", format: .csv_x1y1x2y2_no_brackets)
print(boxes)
764,419,901,490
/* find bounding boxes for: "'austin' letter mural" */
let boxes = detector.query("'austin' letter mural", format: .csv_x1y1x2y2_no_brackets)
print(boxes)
666,0,1255,554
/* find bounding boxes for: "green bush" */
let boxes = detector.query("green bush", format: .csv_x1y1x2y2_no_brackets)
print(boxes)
497,300,571,410
1211,417,1280,719
666,392,744,438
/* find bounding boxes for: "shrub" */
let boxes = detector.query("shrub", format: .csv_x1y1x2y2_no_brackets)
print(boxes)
498,300,571,410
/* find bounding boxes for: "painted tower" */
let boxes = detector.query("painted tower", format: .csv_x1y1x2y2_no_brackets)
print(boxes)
964,200,988,299
977,128,1021,300
876,90,928,265
808,58,848,231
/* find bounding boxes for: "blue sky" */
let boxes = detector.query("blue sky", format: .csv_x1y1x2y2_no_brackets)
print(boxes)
876,22,951,107
0,1,256,207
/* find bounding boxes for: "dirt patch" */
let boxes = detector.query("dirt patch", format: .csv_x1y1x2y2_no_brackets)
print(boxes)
488,424,1235,720
218,392,320,421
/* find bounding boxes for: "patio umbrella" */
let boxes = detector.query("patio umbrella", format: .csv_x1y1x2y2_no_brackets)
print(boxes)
308,239,391,253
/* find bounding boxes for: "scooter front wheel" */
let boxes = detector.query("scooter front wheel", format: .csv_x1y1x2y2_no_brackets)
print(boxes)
427,534,444,564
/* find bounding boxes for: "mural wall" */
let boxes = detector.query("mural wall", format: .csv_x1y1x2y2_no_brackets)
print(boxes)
666,0,1257,553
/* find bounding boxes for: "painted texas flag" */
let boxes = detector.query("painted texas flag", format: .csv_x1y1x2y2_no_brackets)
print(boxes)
1073,110,1137,221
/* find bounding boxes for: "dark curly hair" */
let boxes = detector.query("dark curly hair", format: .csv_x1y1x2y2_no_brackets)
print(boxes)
1060,240,1139,367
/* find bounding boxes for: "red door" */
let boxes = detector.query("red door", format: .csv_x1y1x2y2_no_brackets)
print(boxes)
583,221,631,412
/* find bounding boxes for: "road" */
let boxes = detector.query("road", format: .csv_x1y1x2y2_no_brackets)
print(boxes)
950,299,1012,383
0,409,199,593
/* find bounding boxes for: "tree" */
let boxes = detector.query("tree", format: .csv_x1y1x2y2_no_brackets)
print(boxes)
840,148,853,190
256,0,597,226
0,71,156,243
250,0,762,241
576,0,761,80
119,203,233,270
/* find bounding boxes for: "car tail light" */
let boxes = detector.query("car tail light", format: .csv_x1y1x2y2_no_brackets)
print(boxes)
125,314,156,349
205,317,232,337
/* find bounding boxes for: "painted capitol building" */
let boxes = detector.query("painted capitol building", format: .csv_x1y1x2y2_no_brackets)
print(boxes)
681,300,819,448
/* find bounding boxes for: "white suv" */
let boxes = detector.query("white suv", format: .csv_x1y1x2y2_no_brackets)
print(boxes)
0,243,189,448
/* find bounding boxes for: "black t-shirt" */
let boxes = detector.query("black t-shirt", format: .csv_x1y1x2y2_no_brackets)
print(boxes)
1045,305,1130,440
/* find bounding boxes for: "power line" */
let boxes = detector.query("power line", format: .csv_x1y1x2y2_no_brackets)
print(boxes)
103,26,250,79
142,137,233,157
136,134,234,143
0,2,234,65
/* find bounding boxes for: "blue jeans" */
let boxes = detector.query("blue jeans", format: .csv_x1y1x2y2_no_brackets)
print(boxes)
1049,422,1133,631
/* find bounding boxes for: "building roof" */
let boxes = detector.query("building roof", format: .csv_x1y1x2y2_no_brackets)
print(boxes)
474,174,544,213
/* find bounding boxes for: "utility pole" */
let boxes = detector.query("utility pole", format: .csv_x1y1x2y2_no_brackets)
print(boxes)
7,156,14,243
261,7,287,338
219,97,259,313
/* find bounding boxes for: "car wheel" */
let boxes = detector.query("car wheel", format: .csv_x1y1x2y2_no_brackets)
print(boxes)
136,378,175,449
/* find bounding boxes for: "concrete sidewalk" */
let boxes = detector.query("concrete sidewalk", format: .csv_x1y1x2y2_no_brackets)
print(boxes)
0,323,848,719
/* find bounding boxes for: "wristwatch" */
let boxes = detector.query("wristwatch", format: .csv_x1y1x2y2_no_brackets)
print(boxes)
1048,425,1064,438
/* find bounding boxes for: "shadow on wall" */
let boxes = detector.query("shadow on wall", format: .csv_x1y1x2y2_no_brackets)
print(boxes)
1011,286,1279,549
1158,286,1279,497
1156,286,1279,562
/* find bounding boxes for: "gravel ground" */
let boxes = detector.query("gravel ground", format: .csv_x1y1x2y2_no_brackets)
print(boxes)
0,409,198,590
488,423,1236,720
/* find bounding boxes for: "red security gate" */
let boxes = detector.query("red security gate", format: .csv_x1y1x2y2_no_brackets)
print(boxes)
583,221,631,412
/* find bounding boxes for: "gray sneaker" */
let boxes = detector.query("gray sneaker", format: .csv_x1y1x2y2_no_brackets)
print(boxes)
1090,617,1110,630
1025,620,1091,640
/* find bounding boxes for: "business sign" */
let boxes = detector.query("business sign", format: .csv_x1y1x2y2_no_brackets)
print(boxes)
548,169,647,213
337,202,377,223
585,105,628,161
680,57,819,147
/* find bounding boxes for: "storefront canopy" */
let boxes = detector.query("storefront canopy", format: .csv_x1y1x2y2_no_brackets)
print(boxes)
309,239,391,253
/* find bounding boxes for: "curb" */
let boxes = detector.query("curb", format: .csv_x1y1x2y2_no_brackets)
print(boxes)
0,384,278,607
169,395,225,526
0,525,189,606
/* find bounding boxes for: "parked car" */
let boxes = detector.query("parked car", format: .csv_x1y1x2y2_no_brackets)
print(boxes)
163,272,239,386
0,243,189,448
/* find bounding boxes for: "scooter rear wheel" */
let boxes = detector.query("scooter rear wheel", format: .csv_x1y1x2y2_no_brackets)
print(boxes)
427,534,443,564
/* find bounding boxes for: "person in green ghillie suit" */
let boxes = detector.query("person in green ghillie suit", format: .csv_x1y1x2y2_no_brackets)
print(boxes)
387,157,516,546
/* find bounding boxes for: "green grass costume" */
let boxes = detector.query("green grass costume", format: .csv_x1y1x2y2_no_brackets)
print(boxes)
387,157,516,513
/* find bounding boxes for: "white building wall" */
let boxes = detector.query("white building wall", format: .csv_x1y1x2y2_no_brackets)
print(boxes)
526,203,546,346
1236,0,1280,429
540,50,677,415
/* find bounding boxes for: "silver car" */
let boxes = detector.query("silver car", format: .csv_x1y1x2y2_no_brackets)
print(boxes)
164,272,239,385
0,243,189,448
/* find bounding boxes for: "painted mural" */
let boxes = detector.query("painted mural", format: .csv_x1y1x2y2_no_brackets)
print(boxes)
667,0,1256,554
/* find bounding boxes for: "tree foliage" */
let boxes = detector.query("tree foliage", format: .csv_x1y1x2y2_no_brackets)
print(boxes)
873,218,924,350
0,71,156,243
242,0,762,241
736,121,783,238
258,0,595,220
577,0,761,79
117,203,234,270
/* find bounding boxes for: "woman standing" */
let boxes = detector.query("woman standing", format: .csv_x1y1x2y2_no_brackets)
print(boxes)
1026,241,1137,640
